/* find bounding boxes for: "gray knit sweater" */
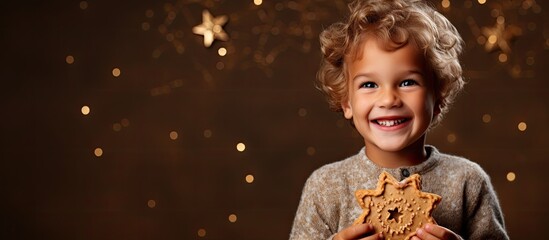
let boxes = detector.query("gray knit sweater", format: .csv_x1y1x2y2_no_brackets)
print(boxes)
290,146,508,240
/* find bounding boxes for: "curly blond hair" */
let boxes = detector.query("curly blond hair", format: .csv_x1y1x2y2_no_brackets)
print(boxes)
317,0,464,126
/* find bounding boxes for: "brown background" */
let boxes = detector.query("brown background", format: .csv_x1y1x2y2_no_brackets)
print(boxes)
1,0,547,239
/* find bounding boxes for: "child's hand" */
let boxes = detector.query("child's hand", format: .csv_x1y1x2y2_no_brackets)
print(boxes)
333,223,383,240
411,223,462,240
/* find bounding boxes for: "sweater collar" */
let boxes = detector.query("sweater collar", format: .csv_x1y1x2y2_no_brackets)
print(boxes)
356,145,440,181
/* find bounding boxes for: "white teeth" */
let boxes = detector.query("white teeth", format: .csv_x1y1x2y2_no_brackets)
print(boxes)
376,119,405,127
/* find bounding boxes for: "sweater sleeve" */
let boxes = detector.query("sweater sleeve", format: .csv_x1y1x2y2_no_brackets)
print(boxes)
289,170,339,240
463,165,509,240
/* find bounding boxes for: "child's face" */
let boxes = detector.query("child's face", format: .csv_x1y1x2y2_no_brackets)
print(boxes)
342,38,436,153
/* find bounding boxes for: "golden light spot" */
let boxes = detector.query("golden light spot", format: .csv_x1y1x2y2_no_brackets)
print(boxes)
147,199,156,208
511,65,522,77
498,53,508,63
487,35,498,44
113,123,122,132
216,61,225,70
94,148,103,157
526,56,535,66
447,133,456,143
506,172,516,182
169,131,178,140
167,11,176,21
228,214,237,223
482,114,492,123
306,147,316,156
517,122,527,131
218,47,227,56
65,55,75,64
476,36,486,45
152,49,162,59
522,0,533,9
496,16,505,25
441,0,450,8
532,4,541,13
176,45,185,54
265,54,275,64
79,1,88,10
121,118,130,127
197,228,206,237
236,143,246,152
245,174,254,183
141,22,150,31
254,0,263,6
490,9,500,18
478,0,486,4
298,108,307,117
166,33,174,42
81,106,90,115
145,9,154,18
204,129,212,138
112,67,121,77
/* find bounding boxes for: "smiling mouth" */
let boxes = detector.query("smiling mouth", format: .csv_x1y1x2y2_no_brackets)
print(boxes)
373,118,410,127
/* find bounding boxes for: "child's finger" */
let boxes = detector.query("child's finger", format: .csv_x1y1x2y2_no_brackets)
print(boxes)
415,226,439,240
423,223,456,239
336,224,376,240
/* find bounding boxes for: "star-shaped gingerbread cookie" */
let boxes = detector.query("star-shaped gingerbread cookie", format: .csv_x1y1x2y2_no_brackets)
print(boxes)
354,171,441,240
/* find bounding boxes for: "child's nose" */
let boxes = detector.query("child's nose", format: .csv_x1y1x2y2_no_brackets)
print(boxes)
376,88,402,109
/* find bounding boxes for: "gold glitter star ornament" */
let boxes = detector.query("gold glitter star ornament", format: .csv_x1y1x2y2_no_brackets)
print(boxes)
354,171,442,240
192,9,229,48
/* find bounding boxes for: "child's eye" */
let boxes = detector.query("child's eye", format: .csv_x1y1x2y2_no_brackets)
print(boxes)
359,82,378,88
400,79,418,87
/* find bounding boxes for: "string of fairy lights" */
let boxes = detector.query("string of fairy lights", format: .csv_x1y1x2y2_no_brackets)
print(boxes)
66,0,544,238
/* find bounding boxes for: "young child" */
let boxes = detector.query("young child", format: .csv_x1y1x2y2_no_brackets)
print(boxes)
290,0,508,239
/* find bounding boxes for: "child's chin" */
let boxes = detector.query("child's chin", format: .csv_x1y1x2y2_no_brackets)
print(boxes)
375,143,408,152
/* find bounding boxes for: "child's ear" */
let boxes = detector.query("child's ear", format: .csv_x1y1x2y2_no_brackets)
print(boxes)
341,99,353,119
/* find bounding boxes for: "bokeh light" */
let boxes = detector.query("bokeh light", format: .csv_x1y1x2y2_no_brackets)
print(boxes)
197,228,206,237
447,133,457,143
79,1,88,10
228,214,237,223
148,199,156,208
236,143,246,152
442,0,450,8
298,108,307,117
204,129,212,138
112,67,121,77
482,114,492,123
498,53,508,63
306,147,316,156
170,131,178,140
506,172,516,182
94,148,103,157
65,55,75,64
518,122,527,131
81,106,90,115
487,35,498,44
218,47,227,56
245,174,255,183
113,123,122,132
121,118,130,127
